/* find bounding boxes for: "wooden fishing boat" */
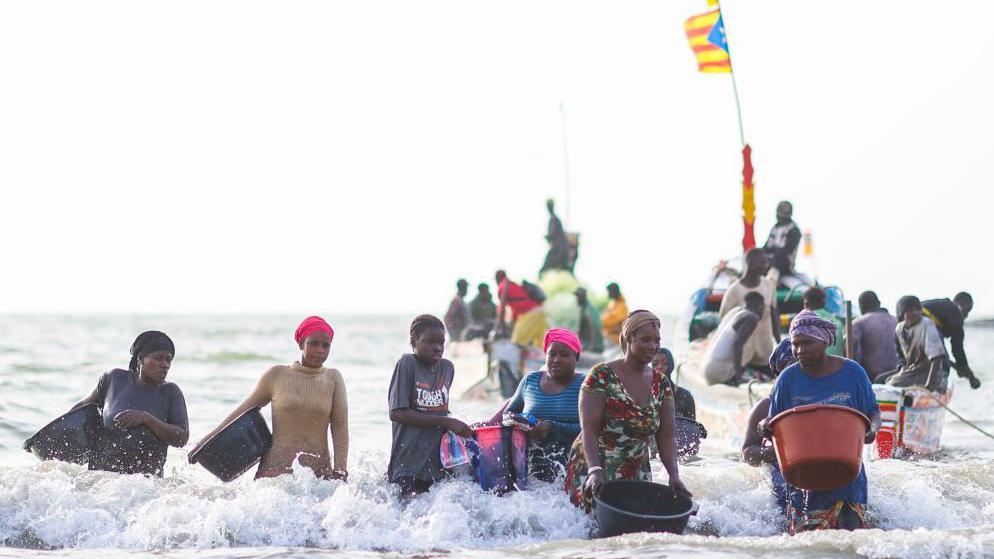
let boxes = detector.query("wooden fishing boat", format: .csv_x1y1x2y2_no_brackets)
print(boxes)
672,257,845,449
871,384,952,458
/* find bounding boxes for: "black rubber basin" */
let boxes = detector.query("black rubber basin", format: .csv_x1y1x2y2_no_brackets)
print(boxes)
189,407,273,482
594,479,698,538
23,404,102,464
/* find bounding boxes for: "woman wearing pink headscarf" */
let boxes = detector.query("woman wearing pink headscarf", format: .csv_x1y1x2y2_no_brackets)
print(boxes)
191,316,349,480
490,328,585,482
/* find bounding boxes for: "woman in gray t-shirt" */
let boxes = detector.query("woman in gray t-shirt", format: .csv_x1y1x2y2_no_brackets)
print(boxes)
72,331,189,476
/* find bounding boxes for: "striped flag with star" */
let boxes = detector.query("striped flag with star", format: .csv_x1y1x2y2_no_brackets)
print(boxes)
685,9,731,73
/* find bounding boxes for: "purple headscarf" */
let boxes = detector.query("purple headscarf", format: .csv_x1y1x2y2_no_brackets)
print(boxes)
789,309,837,347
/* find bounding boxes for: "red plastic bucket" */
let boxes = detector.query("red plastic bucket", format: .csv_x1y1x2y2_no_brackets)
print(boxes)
770,404,870,491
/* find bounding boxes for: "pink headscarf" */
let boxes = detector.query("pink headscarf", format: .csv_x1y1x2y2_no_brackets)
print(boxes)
294,316,335,345
543,328,582,355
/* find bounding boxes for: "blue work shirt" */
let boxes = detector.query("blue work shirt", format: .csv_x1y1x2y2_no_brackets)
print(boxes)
768,359,878,511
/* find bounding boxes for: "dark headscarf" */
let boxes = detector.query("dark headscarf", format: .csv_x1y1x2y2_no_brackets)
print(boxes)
655,347,675,376
129,331,175,371
769,338,796,376
895,295,922,321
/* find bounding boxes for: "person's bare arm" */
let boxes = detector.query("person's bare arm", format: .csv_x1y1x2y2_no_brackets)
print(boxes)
732,314,760,381
925,356,944,392
114,411,188,447
741,399,774,466
578,388,607,496
389,409,472,437
655,398,692,498
189,367,277,461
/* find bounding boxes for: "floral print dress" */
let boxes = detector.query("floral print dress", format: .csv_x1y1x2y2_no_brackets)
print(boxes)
564,362,674,512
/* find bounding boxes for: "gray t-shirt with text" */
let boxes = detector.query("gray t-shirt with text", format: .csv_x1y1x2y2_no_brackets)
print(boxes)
387,354,454,482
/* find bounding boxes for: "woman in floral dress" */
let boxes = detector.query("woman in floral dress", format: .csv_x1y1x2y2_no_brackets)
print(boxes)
564,310,692,512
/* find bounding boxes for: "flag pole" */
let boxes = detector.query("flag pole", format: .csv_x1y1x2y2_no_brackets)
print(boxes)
717,0,746,147
558,101,572,229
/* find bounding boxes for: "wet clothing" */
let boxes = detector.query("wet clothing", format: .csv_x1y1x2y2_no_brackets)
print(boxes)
852,309,899,378
769,359,878,526
387,354,455,483
506,371,583,481
887,317,946,389
89,369,188,476
601,297,629,346
564,363,674,512
789,501,866,534
444,295,471,341
673,385,696,420
246,362,349,476
922,298,970,372
467,293,497,340
719,277,777,366
763,219,802,277
578,301,605,353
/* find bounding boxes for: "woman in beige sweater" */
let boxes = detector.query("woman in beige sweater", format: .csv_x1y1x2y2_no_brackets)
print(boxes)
191,316,349,480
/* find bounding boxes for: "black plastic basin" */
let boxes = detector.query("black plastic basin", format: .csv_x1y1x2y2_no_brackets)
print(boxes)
189,407,272,482
594,480,698,538
675,417,707,457
23,404,102,464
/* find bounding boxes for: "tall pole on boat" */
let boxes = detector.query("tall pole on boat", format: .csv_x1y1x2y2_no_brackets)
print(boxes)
559,101,572,229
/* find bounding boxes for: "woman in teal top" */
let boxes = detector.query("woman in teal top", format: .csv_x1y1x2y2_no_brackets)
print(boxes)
491,328,583,482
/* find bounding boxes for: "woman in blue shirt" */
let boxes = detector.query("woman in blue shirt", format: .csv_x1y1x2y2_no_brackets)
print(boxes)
763,310,881,534
491,328,584,482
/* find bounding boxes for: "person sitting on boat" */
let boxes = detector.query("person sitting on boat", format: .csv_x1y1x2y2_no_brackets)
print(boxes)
496,270,549,349
541,199,572,274
490,328,584,482
654,347,695,420
443,278,471,341
387,315,474,496
882,296,948,392
762,311,881,534
718,247,779,353
923,292,981,389
190,316,349,480
741,339,795,520
851,291,898,380
704,291,768,385
564,310,692,513
72,331,188,477
465,283,497,341
802,287,846,357
600,282,628,346
762,201,806,289
575,287,605,354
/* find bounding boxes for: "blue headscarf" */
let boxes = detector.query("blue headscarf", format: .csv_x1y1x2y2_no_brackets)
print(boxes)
768,338,795,376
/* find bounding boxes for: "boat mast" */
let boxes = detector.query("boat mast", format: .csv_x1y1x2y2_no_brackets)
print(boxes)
559,101,572,229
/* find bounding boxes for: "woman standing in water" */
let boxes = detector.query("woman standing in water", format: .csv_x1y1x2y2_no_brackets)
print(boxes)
490,328,584,482
191,316,349,480
564,310,691,512
763,311,880,534
73,331,189,477
387,314,473,496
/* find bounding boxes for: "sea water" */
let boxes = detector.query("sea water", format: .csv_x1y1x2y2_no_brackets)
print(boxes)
1,314,992,559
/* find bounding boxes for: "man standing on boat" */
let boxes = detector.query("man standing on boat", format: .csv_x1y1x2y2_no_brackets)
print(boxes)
540,199,572,274
923,292,981,389
851,291,899,380
762,201,804,289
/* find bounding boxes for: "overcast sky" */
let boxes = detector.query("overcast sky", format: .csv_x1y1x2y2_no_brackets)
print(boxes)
2,1,991,317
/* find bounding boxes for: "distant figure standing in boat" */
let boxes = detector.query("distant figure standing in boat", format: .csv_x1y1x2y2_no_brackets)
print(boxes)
73,331,189,477
465,283,497,341
601,283,629,347
851,291,899,379
763,201,805,289
443,279,471,341
191,316,349,480
540,199,572,274
575,287,604,353
923,292,981,389
803,287,846,357
763,311,881,534
883,296,947,392
496,270,549,349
